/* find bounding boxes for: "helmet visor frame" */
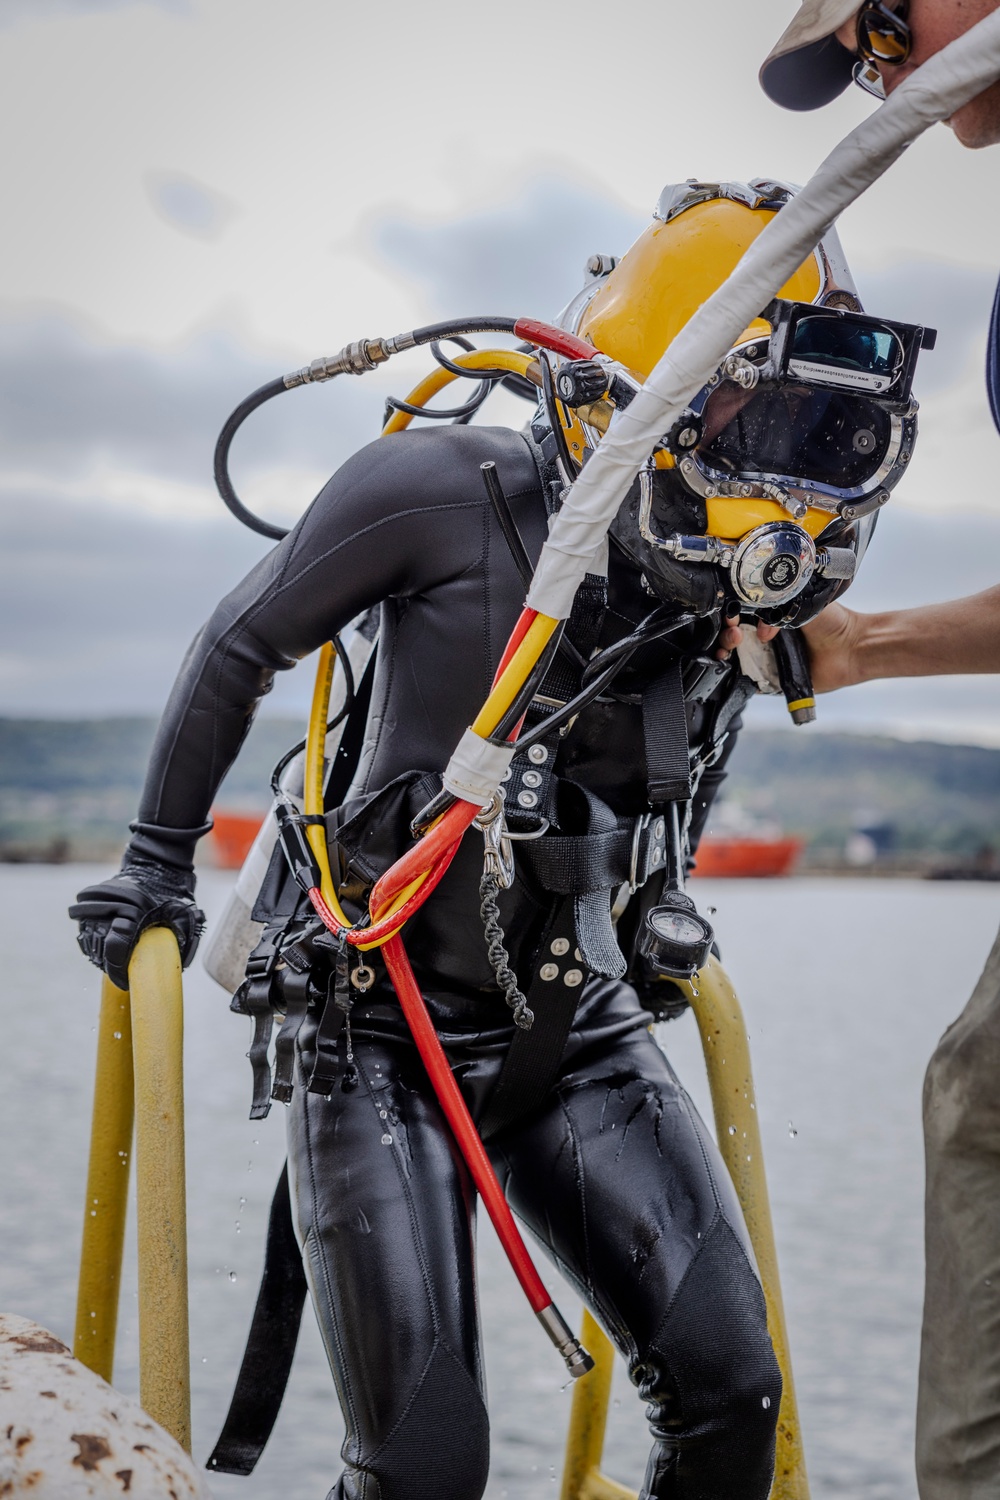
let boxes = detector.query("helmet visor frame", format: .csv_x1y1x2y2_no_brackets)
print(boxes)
677,298,930,507
765,298,933,404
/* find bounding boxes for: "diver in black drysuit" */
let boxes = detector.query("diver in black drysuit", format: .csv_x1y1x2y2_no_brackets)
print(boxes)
72,418,781,1500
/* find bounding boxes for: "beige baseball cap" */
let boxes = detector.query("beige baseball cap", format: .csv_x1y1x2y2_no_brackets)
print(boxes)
760,1,861,109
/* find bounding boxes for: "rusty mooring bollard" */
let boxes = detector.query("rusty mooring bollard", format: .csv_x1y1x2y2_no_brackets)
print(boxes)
0,1314,211,1497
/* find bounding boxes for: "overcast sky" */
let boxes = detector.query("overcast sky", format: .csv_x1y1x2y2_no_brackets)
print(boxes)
1,0,999,742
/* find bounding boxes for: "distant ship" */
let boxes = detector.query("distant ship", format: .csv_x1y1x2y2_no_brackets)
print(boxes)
692,834,803,879
209,809,264,869
692,803,803,879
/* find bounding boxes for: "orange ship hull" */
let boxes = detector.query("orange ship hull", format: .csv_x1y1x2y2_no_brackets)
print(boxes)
692,836,803,878
210,809,265,869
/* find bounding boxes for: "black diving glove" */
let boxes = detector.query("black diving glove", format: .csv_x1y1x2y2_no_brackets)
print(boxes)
69,859,206,991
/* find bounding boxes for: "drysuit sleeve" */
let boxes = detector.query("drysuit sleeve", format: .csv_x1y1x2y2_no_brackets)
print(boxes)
126,425,541,871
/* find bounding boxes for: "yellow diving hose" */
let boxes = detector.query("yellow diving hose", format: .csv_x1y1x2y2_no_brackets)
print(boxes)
304,347,559,942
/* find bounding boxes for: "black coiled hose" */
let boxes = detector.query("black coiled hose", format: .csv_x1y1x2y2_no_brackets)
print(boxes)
213,317,522,540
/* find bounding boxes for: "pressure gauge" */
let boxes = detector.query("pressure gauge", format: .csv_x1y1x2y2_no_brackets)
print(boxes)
638,893,715,979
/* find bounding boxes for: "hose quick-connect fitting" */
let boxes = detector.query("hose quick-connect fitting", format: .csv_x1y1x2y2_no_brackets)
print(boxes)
536,1304,595,1380
284,338,397,388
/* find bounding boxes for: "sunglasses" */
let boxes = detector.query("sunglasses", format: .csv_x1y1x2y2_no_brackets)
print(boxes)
851,0,912,100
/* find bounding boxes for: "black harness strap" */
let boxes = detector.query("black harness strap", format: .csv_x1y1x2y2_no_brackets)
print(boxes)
642,660,692,803
207,1162,308,1477
270,966,311,1106
306,948,350,1096
479,896,584,1141
232,926,283,1122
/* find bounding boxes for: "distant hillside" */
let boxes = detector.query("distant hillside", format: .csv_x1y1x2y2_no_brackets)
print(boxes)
1,716,999,862
721,732,1000,856
0,715,303,857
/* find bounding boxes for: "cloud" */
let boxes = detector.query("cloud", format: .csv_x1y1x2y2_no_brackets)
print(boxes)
0,306,385,514
369,175,646,323
0,0,187,24
0,486,280,716
855,258,997,394
3,480,999,740
144,170,238,241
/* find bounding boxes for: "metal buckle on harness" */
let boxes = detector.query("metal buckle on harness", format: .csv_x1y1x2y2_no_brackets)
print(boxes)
474,792,515,891
628,813,668,891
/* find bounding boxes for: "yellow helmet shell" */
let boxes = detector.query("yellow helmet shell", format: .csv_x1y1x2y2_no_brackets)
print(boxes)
577,197,823,381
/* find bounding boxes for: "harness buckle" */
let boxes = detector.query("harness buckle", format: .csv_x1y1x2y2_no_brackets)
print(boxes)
474,791,515,891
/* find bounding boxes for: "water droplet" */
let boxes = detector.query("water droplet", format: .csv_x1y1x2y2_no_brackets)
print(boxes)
613,1398,620,1408
707,906,716,915
746,1154,752,1162
379,1109,388,1119
113,1031,122,1040
381,1133,392,1145
762,1395,771,1409
788,1121,798,1138
239,1196,246,1209
201,1356,208,1364
235,1222,241,1234
252,1139,259,1146
90,1210,96,1217
728,1125,737,1136
229,1271,237,1282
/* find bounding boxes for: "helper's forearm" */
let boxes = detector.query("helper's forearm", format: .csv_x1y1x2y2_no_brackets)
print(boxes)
854,584,1000,681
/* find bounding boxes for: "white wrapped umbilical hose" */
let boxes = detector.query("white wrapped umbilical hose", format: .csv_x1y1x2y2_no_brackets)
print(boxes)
526,10,1000,621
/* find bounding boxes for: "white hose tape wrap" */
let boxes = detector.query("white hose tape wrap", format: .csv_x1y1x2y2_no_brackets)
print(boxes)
525,12,1000,621
442,729,516,807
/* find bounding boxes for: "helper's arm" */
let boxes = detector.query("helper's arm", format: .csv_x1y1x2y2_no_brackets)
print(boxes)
801,585,1000,693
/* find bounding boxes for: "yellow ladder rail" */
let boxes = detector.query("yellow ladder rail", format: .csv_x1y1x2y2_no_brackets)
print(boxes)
75,926,192,1453
74,973,134,1381
560,956,809,1500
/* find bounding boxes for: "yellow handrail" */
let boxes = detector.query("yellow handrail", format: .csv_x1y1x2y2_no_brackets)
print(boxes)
129,926,192,1453
75,926,192,1453
560,956,809,1500
74,973,134,1381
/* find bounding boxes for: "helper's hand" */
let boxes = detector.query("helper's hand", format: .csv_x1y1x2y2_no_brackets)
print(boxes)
715,615,779,661
799,602,863,692
69,860,206,990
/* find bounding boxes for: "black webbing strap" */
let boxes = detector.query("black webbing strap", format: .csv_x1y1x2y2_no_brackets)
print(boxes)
306,948,349,1096
207,1163,308,1477
270,967,311,1106
479,896,584,1142
232,929,282,1122
642,661,692,803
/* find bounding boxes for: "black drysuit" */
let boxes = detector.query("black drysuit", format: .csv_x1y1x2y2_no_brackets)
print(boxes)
126,422,781,1500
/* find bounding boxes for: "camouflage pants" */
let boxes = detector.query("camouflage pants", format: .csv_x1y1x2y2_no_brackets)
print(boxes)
919,922,1000,1499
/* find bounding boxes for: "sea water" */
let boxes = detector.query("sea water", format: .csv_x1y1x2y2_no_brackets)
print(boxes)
2,864,998,1499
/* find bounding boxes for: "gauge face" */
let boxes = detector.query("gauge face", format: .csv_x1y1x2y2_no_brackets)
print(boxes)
648,909,706,946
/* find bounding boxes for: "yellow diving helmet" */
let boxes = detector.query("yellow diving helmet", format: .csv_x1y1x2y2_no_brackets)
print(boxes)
549,179,931,625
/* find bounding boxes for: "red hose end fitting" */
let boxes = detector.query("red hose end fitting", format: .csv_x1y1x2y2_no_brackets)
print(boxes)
536,1303,595,1379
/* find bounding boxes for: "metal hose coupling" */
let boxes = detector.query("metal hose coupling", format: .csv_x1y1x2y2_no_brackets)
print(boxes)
283,330,419,388
536,1303,595,1380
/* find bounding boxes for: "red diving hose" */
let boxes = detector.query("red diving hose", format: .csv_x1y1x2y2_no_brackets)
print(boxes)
381,934,549,1311
381,934,593,1378
513,319,596,363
